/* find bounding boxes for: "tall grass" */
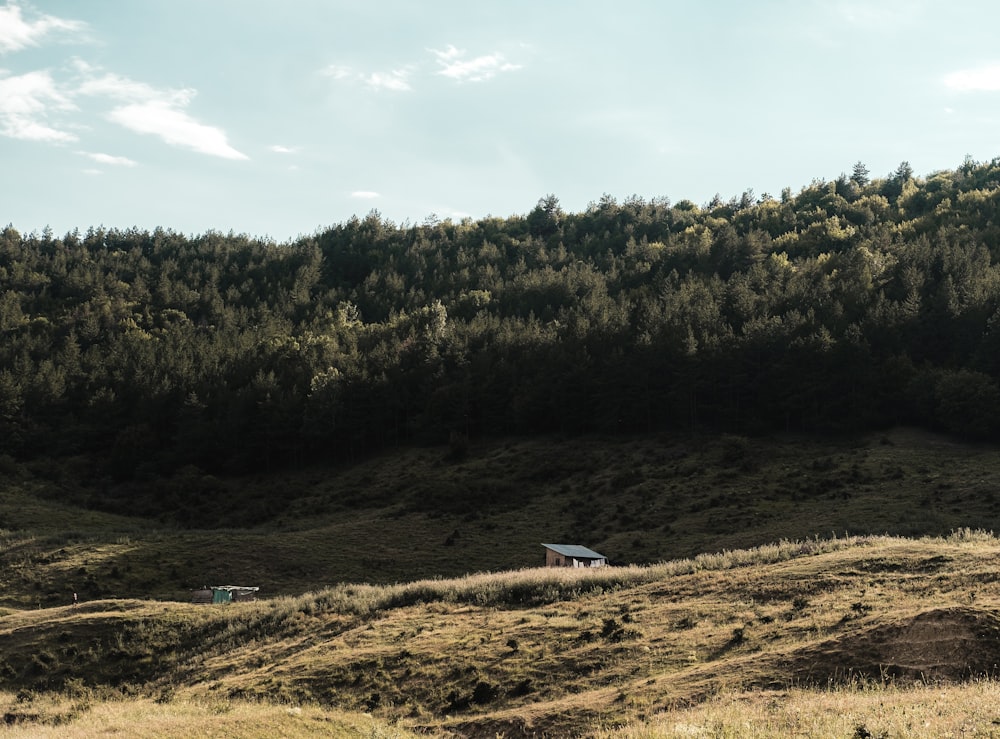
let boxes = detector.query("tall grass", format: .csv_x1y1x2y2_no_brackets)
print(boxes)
193,530,1000,659
594,680,1000,738
0,689,415,738
193,533,931,654
217,530,1000,623
291,533,888,615
945,526,997,543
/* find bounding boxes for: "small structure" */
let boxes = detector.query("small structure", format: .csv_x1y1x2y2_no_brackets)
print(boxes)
191,585,259,604
542,543,608,568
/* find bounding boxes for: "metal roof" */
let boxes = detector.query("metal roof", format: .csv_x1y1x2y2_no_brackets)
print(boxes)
542,543,607,560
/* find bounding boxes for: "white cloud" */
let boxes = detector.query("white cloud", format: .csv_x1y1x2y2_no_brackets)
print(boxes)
81,168,102,175
108,101,247,160
324,62,412,92
364,70,411,92
430,45,521,82
0,69,76,142
432,45,463,62
325,47,520,90
0,3,86,54
74,63,247,159
75,62,189,104
270,144,298,154
80,151,137,166
351,191,380,199
944,64,1000,92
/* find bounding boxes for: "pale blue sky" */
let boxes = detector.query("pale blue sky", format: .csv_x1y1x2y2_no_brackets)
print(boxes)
2,0,999,242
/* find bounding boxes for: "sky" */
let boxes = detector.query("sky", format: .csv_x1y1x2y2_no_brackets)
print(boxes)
2,0,1000,243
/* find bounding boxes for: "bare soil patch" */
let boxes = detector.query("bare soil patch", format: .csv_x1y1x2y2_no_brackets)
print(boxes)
783,606,1000,685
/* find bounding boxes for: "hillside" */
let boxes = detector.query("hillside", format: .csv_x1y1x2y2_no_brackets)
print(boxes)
3,427,1000,607
3,427,1000,734
3,532,1000,737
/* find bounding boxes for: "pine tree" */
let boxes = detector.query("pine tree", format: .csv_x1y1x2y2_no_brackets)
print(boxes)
851,161,870,187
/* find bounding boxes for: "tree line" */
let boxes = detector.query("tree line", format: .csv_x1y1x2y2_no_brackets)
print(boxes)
3,156,1000,482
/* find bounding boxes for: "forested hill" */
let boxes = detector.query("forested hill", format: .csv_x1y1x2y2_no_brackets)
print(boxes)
4,157,1000,479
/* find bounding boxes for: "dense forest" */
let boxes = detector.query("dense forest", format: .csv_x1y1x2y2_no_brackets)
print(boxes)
4,156,1000,483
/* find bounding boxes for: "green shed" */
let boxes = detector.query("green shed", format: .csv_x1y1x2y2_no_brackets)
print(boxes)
191,585,259,604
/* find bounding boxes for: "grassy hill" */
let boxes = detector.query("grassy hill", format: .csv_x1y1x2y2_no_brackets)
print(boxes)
2,427,1000,607
3,532,1000,736
4,428,1000,735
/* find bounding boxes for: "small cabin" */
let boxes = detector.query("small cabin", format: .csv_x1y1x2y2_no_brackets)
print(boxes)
542,543,608,568
191,585,259,604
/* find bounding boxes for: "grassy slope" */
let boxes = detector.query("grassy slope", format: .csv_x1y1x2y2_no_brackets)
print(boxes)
3,428,1000,735
0,691,413,738
2,427,999,607
3,533,1000,736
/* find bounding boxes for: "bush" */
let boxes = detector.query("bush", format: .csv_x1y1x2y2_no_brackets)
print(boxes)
934,370,1000,439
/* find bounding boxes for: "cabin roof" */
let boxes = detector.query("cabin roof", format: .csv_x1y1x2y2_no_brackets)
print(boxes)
542,543,607,560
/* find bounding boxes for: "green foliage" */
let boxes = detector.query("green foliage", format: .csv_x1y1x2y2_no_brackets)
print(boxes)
4,157,1000,505
933,370,1000,439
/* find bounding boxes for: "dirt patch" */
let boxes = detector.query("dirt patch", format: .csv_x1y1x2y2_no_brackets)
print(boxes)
783,607,1000,685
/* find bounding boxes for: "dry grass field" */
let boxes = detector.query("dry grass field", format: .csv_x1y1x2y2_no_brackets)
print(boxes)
0,691,415,738
5,429,1000,735
596,680,1000,738
3,531,1000,736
